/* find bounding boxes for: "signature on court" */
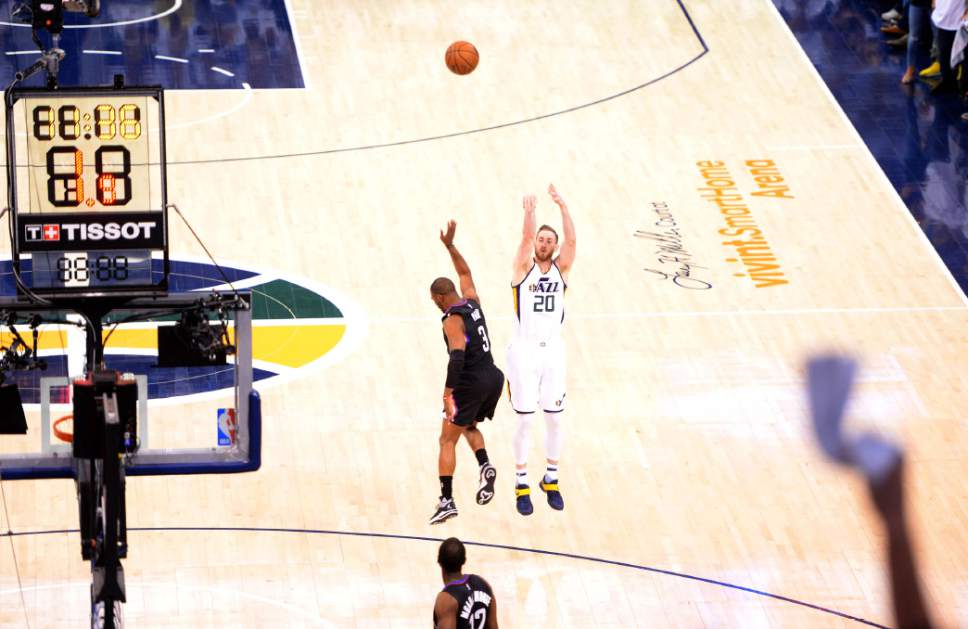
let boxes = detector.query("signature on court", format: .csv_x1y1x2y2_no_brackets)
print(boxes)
636,201,712,290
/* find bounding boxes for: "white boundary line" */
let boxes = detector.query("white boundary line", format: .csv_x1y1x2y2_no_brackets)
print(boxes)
5,50,253,133
0,0,182,29
763,0,968,308
167,82,253,129
154,54,188,64
283,0,311,90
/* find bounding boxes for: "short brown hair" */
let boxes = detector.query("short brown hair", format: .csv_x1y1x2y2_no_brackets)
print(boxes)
536,224,558,243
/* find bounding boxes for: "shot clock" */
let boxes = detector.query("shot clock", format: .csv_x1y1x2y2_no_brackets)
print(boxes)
5,86,169,298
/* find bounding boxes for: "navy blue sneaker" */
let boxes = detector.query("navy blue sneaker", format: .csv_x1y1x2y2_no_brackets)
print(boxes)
515,484,533,516
540,477,564,511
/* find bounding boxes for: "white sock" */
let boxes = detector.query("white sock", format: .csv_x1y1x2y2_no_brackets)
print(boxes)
544,464,558,482
544,410,564,461
515,469,528,487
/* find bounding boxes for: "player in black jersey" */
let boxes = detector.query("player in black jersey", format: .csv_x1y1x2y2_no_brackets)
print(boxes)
429,220,503,525
433,537,499,629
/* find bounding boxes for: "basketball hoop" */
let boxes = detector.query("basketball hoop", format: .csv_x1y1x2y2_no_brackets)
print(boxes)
53,414,73,443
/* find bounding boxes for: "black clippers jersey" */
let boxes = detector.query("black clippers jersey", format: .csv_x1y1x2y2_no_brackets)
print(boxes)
434,574,494,629
441,299,495,371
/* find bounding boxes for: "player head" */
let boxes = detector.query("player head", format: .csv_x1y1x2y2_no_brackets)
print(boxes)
437,537,466,579
430,277,460,312
534,224,559,263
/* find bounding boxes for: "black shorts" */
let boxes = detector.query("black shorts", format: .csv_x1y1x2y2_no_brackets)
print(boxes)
451,365,505,427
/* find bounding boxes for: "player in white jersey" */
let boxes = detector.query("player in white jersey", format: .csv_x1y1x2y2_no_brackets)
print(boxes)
507,184,576,515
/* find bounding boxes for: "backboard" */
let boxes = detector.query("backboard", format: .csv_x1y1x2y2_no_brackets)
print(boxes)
0,291,260,479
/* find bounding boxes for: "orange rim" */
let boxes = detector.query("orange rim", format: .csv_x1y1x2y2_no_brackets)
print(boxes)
53,414,73,443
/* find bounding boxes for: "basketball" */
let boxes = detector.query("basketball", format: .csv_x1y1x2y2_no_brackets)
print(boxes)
445,41,479,75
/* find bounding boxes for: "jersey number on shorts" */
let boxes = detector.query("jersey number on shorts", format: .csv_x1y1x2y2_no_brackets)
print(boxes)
477,325,490,352
534,295,556,312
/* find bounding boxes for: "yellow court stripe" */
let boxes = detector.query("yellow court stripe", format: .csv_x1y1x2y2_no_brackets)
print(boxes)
252,325,345,368
104,328,157,350
102,324,346,369
0,329,69,352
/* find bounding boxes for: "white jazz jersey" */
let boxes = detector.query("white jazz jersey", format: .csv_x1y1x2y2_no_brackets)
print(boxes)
507,260,567,413
511,261,566,344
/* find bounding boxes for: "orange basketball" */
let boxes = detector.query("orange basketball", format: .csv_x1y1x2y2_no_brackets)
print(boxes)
445,41,479,75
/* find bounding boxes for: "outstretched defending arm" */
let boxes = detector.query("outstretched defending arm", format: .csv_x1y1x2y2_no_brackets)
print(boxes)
512,194,537,285
549,184,576,277
440,220,480,303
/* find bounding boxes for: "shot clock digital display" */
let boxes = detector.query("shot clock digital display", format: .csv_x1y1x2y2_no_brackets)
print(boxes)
25,95,152,212
5,86,169,298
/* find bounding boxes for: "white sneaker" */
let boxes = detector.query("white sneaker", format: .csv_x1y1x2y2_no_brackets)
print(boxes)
881,8,900,22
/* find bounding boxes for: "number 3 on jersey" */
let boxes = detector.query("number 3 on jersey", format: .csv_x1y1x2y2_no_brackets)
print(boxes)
477,325,490,352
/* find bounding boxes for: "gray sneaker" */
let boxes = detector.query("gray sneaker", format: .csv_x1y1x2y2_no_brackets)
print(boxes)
429,497,458,524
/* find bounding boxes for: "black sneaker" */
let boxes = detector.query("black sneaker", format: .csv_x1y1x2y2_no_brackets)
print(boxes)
429,497,458,525
476,463,497,505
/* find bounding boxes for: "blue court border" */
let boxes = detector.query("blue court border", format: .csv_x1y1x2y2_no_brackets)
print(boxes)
3,525,886,627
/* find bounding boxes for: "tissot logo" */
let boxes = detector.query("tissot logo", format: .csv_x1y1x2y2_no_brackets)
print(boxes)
25,224,53,241
19,212,165,253
25,221,158,242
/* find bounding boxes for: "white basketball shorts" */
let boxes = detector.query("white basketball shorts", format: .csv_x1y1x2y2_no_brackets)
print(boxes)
505,340,566,413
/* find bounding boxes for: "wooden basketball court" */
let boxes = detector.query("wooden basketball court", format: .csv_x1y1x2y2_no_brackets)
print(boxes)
1,0,966,626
